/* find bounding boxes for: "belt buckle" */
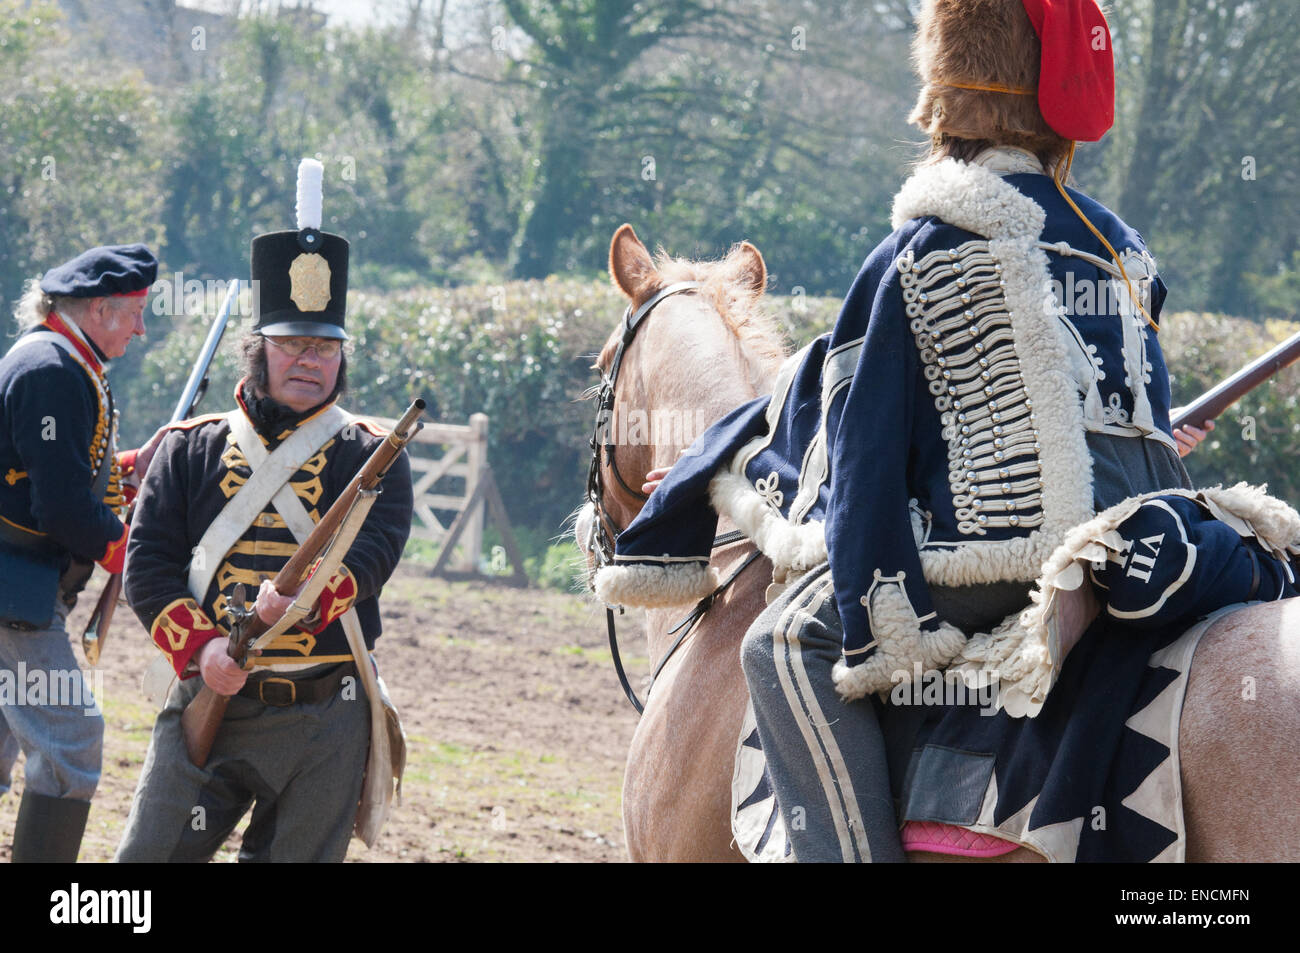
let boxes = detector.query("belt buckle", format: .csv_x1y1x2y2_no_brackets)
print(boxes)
258,677,297,707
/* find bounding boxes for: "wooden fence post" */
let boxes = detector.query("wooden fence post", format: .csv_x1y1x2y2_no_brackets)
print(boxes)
363,410,525,584
463,413,488,572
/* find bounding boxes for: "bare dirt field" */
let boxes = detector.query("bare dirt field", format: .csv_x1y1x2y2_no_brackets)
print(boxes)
0,565,646,863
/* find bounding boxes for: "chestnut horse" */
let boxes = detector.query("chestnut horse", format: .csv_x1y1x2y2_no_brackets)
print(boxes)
577,224,1300,863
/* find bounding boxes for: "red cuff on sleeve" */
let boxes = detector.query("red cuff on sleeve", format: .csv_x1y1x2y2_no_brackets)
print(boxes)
97,523,129,575
118,448,138,476
150,597,222,679
302,565,359,635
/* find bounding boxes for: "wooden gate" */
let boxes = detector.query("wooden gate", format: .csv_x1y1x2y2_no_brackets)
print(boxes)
358,411,526,585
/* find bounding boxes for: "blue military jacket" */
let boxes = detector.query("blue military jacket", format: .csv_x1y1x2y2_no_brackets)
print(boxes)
596,148,1187,702
0,313,126,567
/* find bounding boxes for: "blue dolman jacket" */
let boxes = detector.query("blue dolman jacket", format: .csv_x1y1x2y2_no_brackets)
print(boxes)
595,149,1300,714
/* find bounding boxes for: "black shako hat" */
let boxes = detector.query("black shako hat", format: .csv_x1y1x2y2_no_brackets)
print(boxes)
250,158,350,340
40,243,158,298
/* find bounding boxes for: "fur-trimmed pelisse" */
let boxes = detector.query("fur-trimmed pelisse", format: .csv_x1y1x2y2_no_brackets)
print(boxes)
952,482,1300,717
909,0,1070,162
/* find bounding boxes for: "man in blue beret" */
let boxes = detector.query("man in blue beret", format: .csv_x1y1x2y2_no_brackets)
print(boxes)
0,242,165,862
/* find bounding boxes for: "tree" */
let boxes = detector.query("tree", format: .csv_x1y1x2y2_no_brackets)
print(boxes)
0,2,163,312
1090,0,1300,317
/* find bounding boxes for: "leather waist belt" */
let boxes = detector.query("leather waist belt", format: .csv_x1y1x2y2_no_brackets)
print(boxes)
237,661,356,707
0,519,62,558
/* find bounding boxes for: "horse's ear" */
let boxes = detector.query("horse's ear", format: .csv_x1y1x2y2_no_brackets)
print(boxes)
736,242,767,296
610,223,658,301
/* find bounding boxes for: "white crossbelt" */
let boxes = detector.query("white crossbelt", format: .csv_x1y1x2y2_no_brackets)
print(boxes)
224,407,404,845
187,406,349,601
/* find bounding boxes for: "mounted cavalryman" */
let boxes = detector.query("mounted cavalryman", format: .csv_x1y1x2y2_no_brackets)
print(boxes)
0,244,162,862
595,0,1298,862
114,159,414,862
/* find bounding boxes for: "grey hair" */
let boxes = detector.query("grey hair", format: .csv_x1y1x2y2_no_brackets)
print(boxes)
13,280,57,332
12,279,121,334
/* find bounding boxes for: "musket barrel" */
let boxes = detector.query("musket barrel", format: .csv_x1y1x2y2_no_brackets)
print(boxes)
1172,330,1300,431
172,278,241,423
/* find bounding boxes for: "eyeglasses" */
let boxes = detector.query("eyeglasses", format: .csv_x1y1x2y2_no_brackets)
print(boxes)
264,336,343,359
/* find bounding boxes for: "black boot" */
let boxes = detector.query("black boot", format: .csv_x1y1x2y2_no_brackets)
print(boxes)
11,791,91,863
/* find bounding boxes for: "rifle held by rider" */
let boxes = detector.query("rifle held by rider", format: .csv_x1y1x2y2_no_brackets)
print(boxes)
1171,329,1300,432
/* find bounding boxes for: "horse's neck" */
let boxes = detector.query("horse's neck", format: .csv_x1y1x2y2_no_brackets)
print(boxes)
635,311,774,467
629,302,780,659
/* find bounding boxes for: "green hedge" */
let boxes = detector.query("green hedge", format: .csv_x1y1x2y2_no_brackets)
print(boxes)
115,280,1300,585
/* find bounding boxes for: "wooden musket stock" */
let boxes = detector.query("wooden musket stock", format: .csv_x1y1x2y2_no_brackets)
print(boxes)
180,398,425,768
1172,330,1300,431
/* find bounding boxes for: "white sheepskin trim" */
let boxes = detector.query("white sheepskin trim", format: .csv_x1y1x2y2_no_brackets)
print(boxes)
708,469,827,572
949,607,1051,718
951,481,1300,718
594,560,719,609
830,583,967,702
891,158,1046,239
893,158,1096,587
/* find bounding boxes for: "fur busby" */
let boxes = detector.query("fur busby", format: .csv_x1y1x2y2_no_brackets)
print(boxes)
908,0,1070,159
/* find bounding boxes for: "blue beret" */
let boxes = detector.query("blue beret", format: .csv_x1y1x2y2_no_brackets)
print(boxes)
39,244,159,298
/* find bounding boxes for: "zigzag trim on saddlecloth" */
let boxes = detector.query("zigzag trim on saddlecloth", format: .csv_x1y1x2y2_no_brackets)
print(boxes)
831,577,967,702
731,612,1216,863
594,559,718,609
731,700,794,863
951,609,1222,862
952,482,1300,717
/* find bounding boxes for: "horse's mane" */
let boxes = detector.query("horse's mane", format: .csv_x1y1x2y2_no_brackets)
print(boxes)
598,245,791,388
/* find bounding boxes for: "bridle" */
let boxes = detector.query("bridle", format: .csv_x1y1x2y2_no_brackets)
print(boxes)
584,280,761,714
584,281,702,577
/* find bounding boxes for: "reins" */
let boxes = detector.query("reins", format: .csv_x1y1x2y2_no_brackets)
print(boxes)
606,538,760,715
585,281,762,715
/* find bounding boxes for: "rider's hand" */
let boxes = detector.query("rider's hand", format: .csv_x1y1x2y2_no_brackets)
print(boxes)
1174,419,1214,458
642,466,673,495
642,449,692,495
198,637,250,695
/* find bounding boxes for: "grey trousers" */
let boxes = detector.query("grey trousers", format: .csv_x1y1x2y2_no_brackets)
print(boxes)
740,565,905,863
115,665,369,863
0,598,103,801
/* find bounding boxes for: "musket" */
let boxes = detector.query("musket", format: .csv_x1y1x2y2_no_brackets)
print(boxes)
181,397,425,768
81,279,242,667
1171,329,1300,432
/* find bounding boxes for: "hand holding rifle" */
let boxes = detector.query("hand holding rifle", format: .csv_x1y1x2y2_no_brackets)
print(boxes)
1173,419,1215,458
1169,329,1300,457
